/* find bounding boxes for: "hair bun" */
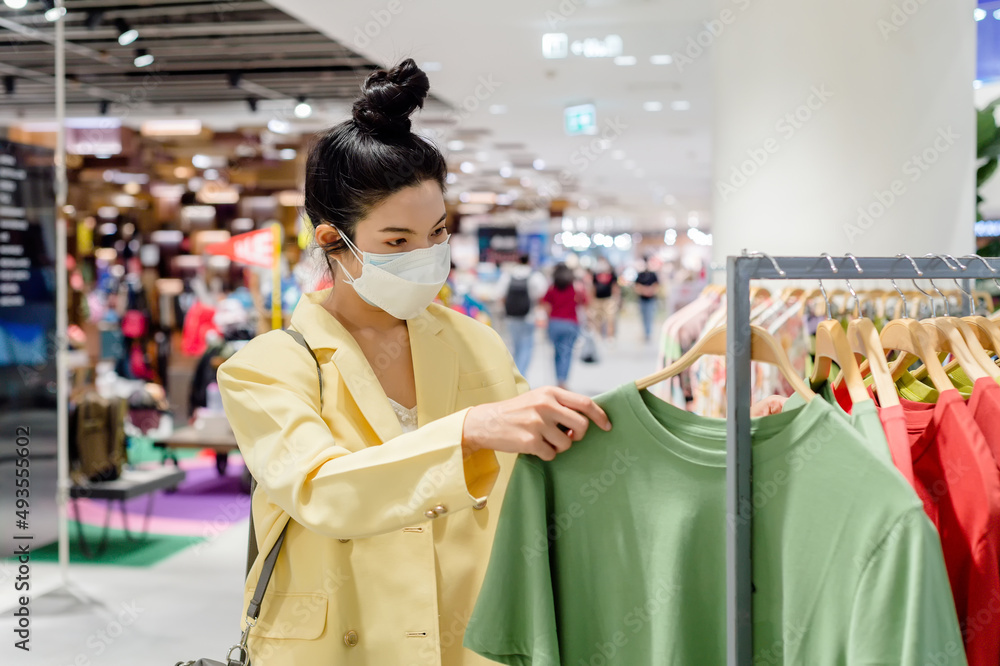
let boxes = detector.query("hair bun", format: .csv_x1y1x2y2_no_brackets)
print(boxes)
352,59,429,138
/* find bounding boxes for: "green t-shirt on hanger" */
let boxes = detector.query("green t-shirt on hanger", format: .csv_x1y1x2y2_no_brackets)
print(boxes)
785,382,895,469
464,383,964,665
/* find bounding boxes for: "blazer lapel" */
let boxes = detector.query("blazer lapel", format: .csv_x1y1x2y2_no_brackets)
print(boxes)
407,309,458,428
290,289,402,442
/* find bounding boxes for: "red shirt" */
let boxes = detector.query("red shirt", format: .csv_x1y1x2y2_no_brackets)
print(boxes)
901,389,1000,665
542,285,586,323
967,378,1000,473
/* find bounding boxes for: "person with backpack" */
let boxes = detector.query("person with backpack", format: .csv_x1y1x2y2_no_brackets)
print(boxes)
496,253,548,376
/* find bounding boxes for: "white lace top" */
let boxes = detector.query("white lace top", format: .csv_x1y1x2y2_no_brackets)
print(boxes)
388,397,418,433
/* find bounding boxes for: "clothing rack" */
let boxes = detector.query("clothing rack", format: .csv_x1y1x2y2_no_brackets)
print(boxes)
723,252,999,665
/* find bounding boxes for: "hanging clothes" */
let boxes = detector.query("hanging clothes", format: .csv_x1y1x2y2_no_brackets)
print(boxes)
464,383,964,665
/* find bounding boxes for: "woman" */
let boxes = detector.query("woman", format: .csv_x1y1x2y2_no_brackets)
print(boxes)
216,60,610,665
540,263,589,389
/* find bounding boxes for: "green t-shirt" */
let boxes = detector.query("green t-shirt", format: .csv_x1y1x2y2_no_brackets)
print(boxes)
785,383,895,469
895,368,973,403
464,383,964,665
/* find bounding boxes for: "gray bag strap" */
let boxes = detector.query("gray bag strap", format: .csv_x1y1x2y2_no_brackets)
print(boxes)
243,327,323,625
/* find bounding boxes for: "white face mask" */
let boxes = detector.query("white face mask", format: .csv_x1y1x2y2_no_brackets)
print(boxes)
332,227,452,320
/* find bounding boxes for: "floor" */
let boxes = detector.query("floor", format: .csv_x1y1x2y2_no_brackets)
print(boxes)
0,305,661,666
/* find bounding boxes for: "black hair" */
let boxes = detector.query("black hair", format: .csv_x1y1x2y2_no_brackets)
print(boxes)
553,263,574,290
304,59,447,272
518,253,530,265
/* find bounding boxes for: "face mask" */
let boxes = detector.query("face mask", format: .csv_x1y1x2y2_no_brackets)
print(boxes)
332,228,451,320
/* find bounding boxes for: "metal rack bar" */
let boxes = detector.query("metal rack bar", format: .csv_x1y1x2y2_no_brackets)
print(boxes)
724,253,1000,666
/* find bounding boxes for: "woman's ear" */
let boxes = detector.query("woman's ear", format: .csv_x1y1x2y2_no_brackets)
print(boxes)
313,224,341,252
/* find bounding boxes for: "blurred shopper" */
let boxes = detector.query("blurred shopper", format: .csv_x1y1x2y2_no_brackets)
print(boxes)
588,256,619,340
541,263,588,389
497,253,548,376
634,256,661,343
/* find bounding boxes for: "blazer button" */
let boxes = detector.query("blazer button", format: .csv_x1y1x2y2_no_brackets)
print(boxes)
424,509,438,520
433,504,448,515
344,630,359,647
473,499,488,510
338,538,350,543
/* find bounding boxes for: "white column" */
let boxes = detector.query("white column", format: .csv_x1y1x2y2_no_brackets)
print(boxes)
711,0,977,262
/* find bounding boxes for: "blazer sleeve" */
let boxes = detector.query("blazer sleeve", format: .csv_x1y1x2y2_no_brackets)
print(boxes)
216,330,522,541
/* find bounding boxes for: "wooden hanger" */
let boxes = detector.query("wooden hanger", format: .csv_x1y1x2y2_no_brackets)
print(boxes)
636,324,816,401
846,318,900,407
880,319,954,392
810,320,870,404
922,319,991,381
964,316,1000,355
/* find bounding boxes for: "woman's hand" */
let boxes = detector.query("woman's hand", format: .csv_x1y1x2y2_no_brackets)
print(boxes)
462,386,612,462
750,395,787,417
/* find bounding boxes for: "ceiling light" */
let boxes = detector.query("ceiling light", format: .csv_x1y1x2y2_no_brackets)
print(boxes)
268,119,290,134
294,97,312,118
650,54,673,65
203,169,219,181
489,105,507,114
643,101,663,112
613,56,637,66
671,100,691,111
279,149,297,160
446,173,458,184
133,49,154,68
3,0,27,9
124,182,141,195
543,33,569,59
192,154,212,169
140,119,201,136
975,80,984,89
975,8,987,21
533,159,546,170
499,166,513,178
421,62,442,71
115,19,139,46
460,161,475,174
995,9,1000,20
664,229,677,245
44,5,67,21
447,140,464,151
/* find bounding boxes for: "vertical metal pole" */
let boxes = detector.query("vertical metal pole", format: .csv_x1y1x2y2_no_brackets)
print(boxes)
962,277,973,316
726,256,753,665
54,0,70,583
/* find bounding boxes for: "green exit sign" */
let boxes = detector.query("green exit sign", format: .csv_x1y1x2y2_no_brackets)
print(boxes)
564,104,597,136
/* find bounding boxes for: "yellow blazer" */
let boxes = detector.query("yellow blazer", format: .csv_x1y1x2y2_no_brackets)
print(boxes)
216,288,527,665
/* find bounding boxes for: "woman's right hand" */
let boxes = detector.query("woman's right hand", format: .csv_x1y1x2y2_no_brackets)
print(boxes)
461,386,612,461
